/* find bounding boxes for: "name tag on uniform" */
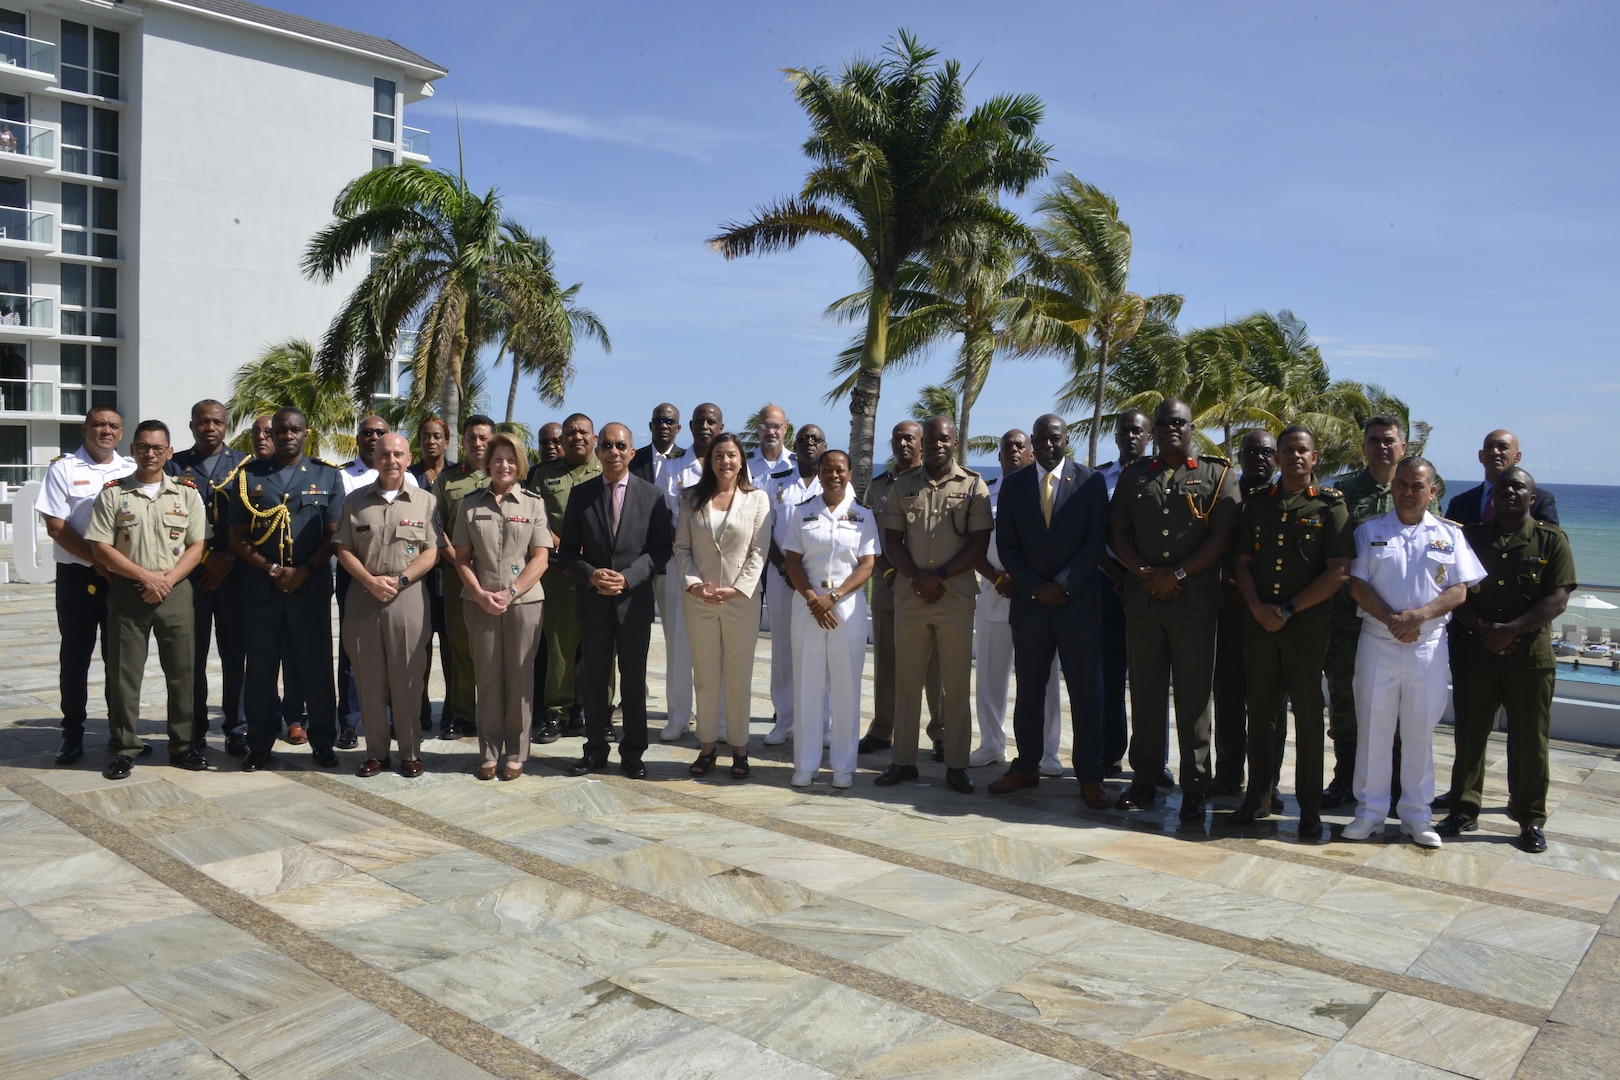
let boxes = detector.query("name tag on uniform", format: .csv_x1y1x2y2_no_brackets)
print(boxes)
1371,540,1388,547
72,479,91,486
356,524,372,532
474,512,495,521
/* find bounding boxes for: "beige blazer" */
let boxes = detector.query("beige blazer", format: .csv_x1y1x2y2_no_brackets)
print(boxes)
674,487,770,599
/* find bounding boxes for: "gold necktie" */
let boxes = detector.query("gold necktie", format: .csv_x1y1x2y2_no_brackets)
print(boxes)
1041,469,1056,526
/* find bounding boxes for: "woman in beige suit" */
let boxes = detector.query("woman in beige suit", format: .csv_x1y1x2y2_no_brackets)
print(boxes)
675,432,771,778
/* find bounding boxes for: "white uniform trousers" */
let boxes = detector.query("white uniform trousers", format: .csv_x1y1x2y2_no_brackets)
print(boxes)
1351,628,1450,829
658,573,694,727
790,596,866,775
973,612,1062,760
766,566,795,733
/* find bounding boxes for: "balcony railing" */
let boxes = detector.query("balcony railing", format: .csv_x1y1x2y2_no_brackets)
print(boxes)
402,126,430,157
0,119,53,161
0,377,53,413
0,207,50,245
0,292,52,329
0,30,56,77
0,463,47,486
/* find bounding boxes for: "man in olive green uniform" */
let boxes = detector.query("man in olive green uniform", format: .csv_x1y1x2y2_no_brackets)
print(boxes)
1230,427,1353,837
1438,467,1574,854
526,412,602,740
85,420,210,779
859,420,944,756
432,414,495,737
1110,398,1240,820
875,416,992,793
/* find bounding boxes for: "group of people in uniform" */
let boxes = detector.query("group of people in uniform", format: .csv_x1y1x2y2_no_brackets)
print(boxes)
37,394,1573,853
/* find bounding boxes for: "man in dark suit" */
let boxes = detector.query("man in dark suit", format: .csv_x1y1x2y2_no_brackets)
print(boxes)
630,402,686,483
989,415,1112,807
558,422,673,778
1446,429,1559,526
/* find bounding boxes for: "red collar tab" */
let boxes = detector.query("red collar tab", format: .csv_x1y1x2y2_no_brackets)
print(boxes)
1185,456,1198,469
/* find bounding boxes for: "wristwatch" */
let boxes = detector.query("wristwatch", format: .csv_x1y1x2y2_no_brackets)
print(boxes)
1278,602,1296,620
828,589,840,604
507,585,519,600
1173,566,1188,581
397,573,410,589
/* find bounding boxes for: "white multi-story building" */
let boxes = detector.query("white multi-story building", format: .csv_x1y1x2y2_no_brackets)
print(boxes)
0,0,445,485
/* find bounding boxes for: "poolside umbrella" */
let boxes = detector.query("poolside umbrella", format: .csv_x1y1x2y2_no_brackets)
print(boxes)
1565,594,1619,641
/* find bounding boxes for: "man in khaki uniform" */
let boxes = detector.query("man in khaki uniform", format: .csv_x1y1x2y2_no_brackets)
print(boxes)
858,420,944,757
85,420,209,779
335,434,442,777
876,416,992,793
1110,398,1240,820
431,414,495,736
525,412,601,739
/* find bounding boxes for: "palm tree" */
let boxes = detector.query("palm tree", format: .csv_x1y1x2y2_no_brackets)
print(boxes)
1023,174,1182,466
737,405,795,453
708,30,1050,494
226,338,358,461
907,384,998,457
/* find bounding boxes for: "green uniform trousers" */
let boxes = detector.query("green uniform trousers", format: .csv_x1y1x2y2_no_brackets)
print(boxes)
1325,613,1361,745
1243,624,1329,815
443,575,477,727
106,577,195,756
1126,611,1217,795
1448,664,1555,827
541,571,581,717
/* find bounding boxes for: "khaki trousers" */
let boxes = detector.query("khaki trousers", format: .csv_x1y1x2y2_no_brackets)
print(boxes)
865,600,943,742
683,590,761,748
464,598,544,766
892,590,974,768
1126,611,1217,795
106,578,194,756
343,583,431,762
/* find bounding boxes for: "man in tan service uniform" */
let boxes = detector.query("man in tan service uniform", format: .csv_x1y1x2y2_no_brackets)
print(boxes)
432,413,495,737
85,420,209,779
875,416,992,793
335,433,442,777
1110,398,1240,820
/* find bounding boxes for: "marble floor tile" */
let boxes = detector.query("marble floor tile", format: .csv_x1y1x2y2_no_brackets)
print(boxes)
833,866,1017,925
743,842,896,893
846,1026,1087,1080
116,798,242,837
526,905,704,976
504,819,651,864
576,842,733,895
370,849,522,902
1047,920,1240,996
1145,879,1304,939
976,958,1184,1046
1515,839,1620,883
261,801,397,844
488,979,710,1076
1486,860,1620,914
538,777,664,818
0,905,61,956
1405,935,1574,1009
124,947,335,1035
318,902,506,972
1,847,144,906
206,780,334,820
197,844,356,899
1035,858,1185,908
70,777,199,818
728,981,945,1075
664,820,817,866
153,819,304,867
1092,832,1235,879
1270,906,1435,974
0,942,119,1017
399,938,600,1020
1301,1042,1466,1080
439,874,611,937
702,782,813,814
612,940,821,1023
0,800,58,834
1441,899,1598,964
939,899,1116,955
860,925,1044,998
25,874,198,940
934,833,1089,881
996,818,1146,856
71,910,260,983
0,985,180,1080
0,825,100,869
1193,957,1383,1039
257,872,426,932
1312,876,1470,935
381,777,516,819
1342,991,1537,1080
309,826,462,872
1120,999,1333,1080
170,767,302,801
770,798,898,836
201,989,424,1080
662,865,815,924
50,1034,243,1079
753,896,931,960
588,806,722,842
1197,852,1345,905
442,796,575,840
852,811,1018,855
316,1038,501,1080
595,1022,838,1080
1364,842,1510,888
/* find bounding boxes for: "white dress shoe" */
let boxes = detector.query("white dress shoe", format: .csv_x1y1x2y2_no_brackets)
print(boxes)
967,746,1005,768
831,773,853,789
1340,817,1382,841
1039,754,1064,777
763,727,790,746
1401,822,1442,849
659,721,689,742
790,770,814,787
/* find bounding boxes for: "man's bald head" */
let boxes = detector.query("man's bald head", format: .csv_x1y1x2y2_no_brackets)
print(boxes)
1480,429,1523,483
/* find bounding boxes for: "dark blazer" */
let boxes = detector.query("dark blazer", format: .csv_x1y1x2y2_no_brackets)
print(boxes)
558,473,672,623
997,460,1111,617
630,444,686,485
1446,482,1559,527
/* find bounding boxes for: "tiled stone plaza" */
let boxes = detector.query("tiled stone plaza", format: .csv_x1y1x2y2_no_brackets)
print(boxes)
4,564,1620,1079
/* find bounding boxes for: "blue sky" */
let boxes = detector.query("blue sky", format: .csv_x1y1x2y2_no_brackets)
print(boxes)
290,1,1616,484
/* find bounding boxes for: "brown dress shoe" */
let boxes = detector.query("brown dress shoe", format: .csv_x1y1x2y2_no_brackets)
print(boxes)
1081,782,1109,809
988,770,1040,794
356,757,388,777
399,759,424,778
285,723,308,745
477,762,498,780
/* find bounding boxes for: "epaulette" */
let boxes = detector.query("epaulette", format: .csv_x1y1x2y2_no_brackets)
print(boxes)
177,477,197,489
102,479,121,488
52,453,67,463
1439,515,1466,528
342,459,358,469
796,494,820,508
668,446,688,460
312,458,337,469
1199,454,1231,466
1318,486,1344,501
961,466,982,479
986,476,999,489
1122,457,1154,470
771,466,793,479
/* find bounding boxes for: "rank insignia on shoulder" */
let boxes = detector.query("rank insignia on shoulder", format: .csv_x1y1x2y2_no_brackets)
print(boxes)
102,479,120,488
771,467,792,479
178,477,196,488
1321,487,1343,498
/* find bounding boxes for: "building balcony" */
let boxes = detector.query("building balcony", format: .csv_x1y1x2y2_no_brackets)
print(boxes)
402,126,430,161
0,376,53,414
0,120,56,173
0,292,53,336
0,207,51,252
396,329,420,357
0,30,57,89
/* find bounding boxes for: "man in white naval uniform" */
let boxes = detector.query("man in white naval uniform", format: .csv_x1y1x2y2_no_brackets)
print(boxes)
748,404,797,741
971,430,1063,771
655,402,723,741
762,424,827,745
1343,457,1485,848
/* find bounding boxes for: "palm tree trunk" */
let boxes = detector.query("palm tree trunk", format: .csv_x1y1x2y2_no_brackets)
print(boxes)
441,325,467,460
1088,337,1111,467
957,359,977,467
504,349,520,425
847,287,890,499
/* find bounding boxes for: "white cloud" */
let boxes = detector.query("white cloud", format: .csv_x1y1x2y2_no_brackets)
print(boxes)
1315,337,1439,362
414,100,752,162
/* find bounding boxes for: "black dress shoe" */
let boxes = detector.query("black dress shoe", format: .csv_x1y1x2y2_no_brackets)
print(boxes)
242,748,273,772
1178,795,1207,821
1105,761,1124,778
945,768,974,794
438,720,463,739
1207,777,1243,798
1435,814,1479,837
55,733,85,764
1321,776,1352,809
1228,799,1268,825
224,732,249,756
1519,824,1548,853
566,708,586,732
569,756,607,777
1432,789,1454,808
1271,789,1286,813
137,744,154,757
857,735,892,754
192,735,208,755
874,763,919,786
1158,768,1175,788
1298,812,1324,840
620,759,647,780
931,739,945,763
534,717,562,744
1115,785,1156,810
103,754,134,780
169,750,209,772
336,727,359,750
312,747,340,768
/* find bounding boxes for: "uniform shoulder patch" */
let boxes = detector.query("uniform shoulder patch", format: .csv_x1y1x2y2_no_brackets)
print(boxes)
1318,486,1344,500
177,477,197,488
960,466,982,479
312,458,338,469
52,453,67,463
1200,454,1231,466
1122,457,1153,470
669,446,687,460
796,494,820,508
102,479,121,488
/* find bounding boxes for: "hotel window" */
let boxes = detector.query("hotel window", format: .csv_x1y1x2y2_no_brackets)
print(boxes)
60,103,118,178
59,343,115,415
0,423,24,473
372,78,396,142
0,9,24,68
0,176,23,241
60,22,119,98
60,184,116,258
372,147,393,170
60,264,116,338
0,341,23,410
0,257,22,324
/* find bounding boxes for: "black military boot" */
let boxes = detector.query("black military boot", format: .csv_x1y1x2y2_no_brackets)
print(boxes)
1321,739,1355,808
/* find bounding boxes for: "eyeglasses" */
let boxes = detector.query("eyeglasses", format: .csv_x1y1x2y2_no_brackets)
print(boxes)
251,427,273,436
599,441,630,451
359,428,388,437
651,417,679,426
131,444,168,455
1156,417,1191,429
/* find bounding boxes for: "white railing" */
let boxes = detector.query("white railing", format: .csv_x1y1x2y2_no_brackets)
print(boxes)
0,292,51,329
402,126,430,157
0,377,53,413
0,119,54,160
0,30,56,77
0,464,46,485
0,207,50,244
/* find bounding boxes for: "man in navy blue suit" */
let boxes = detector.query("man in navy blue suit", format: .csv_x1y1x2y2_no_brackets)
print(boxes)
1445,430,1559,527
988,415,1112,807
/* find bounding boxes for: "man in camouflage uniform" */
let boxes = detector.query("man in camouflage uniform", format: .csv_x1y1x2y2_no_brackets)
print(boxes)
431,414,495,737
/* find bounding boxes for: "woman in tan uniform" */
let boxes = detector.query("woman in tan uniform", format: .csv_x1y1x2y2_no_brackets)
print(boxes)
675,432,771,778
449,433,550,780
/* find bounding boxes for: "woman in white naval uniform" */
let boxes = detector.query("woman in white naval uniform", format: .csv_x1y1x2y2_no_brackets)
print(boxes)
783,450,877,788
